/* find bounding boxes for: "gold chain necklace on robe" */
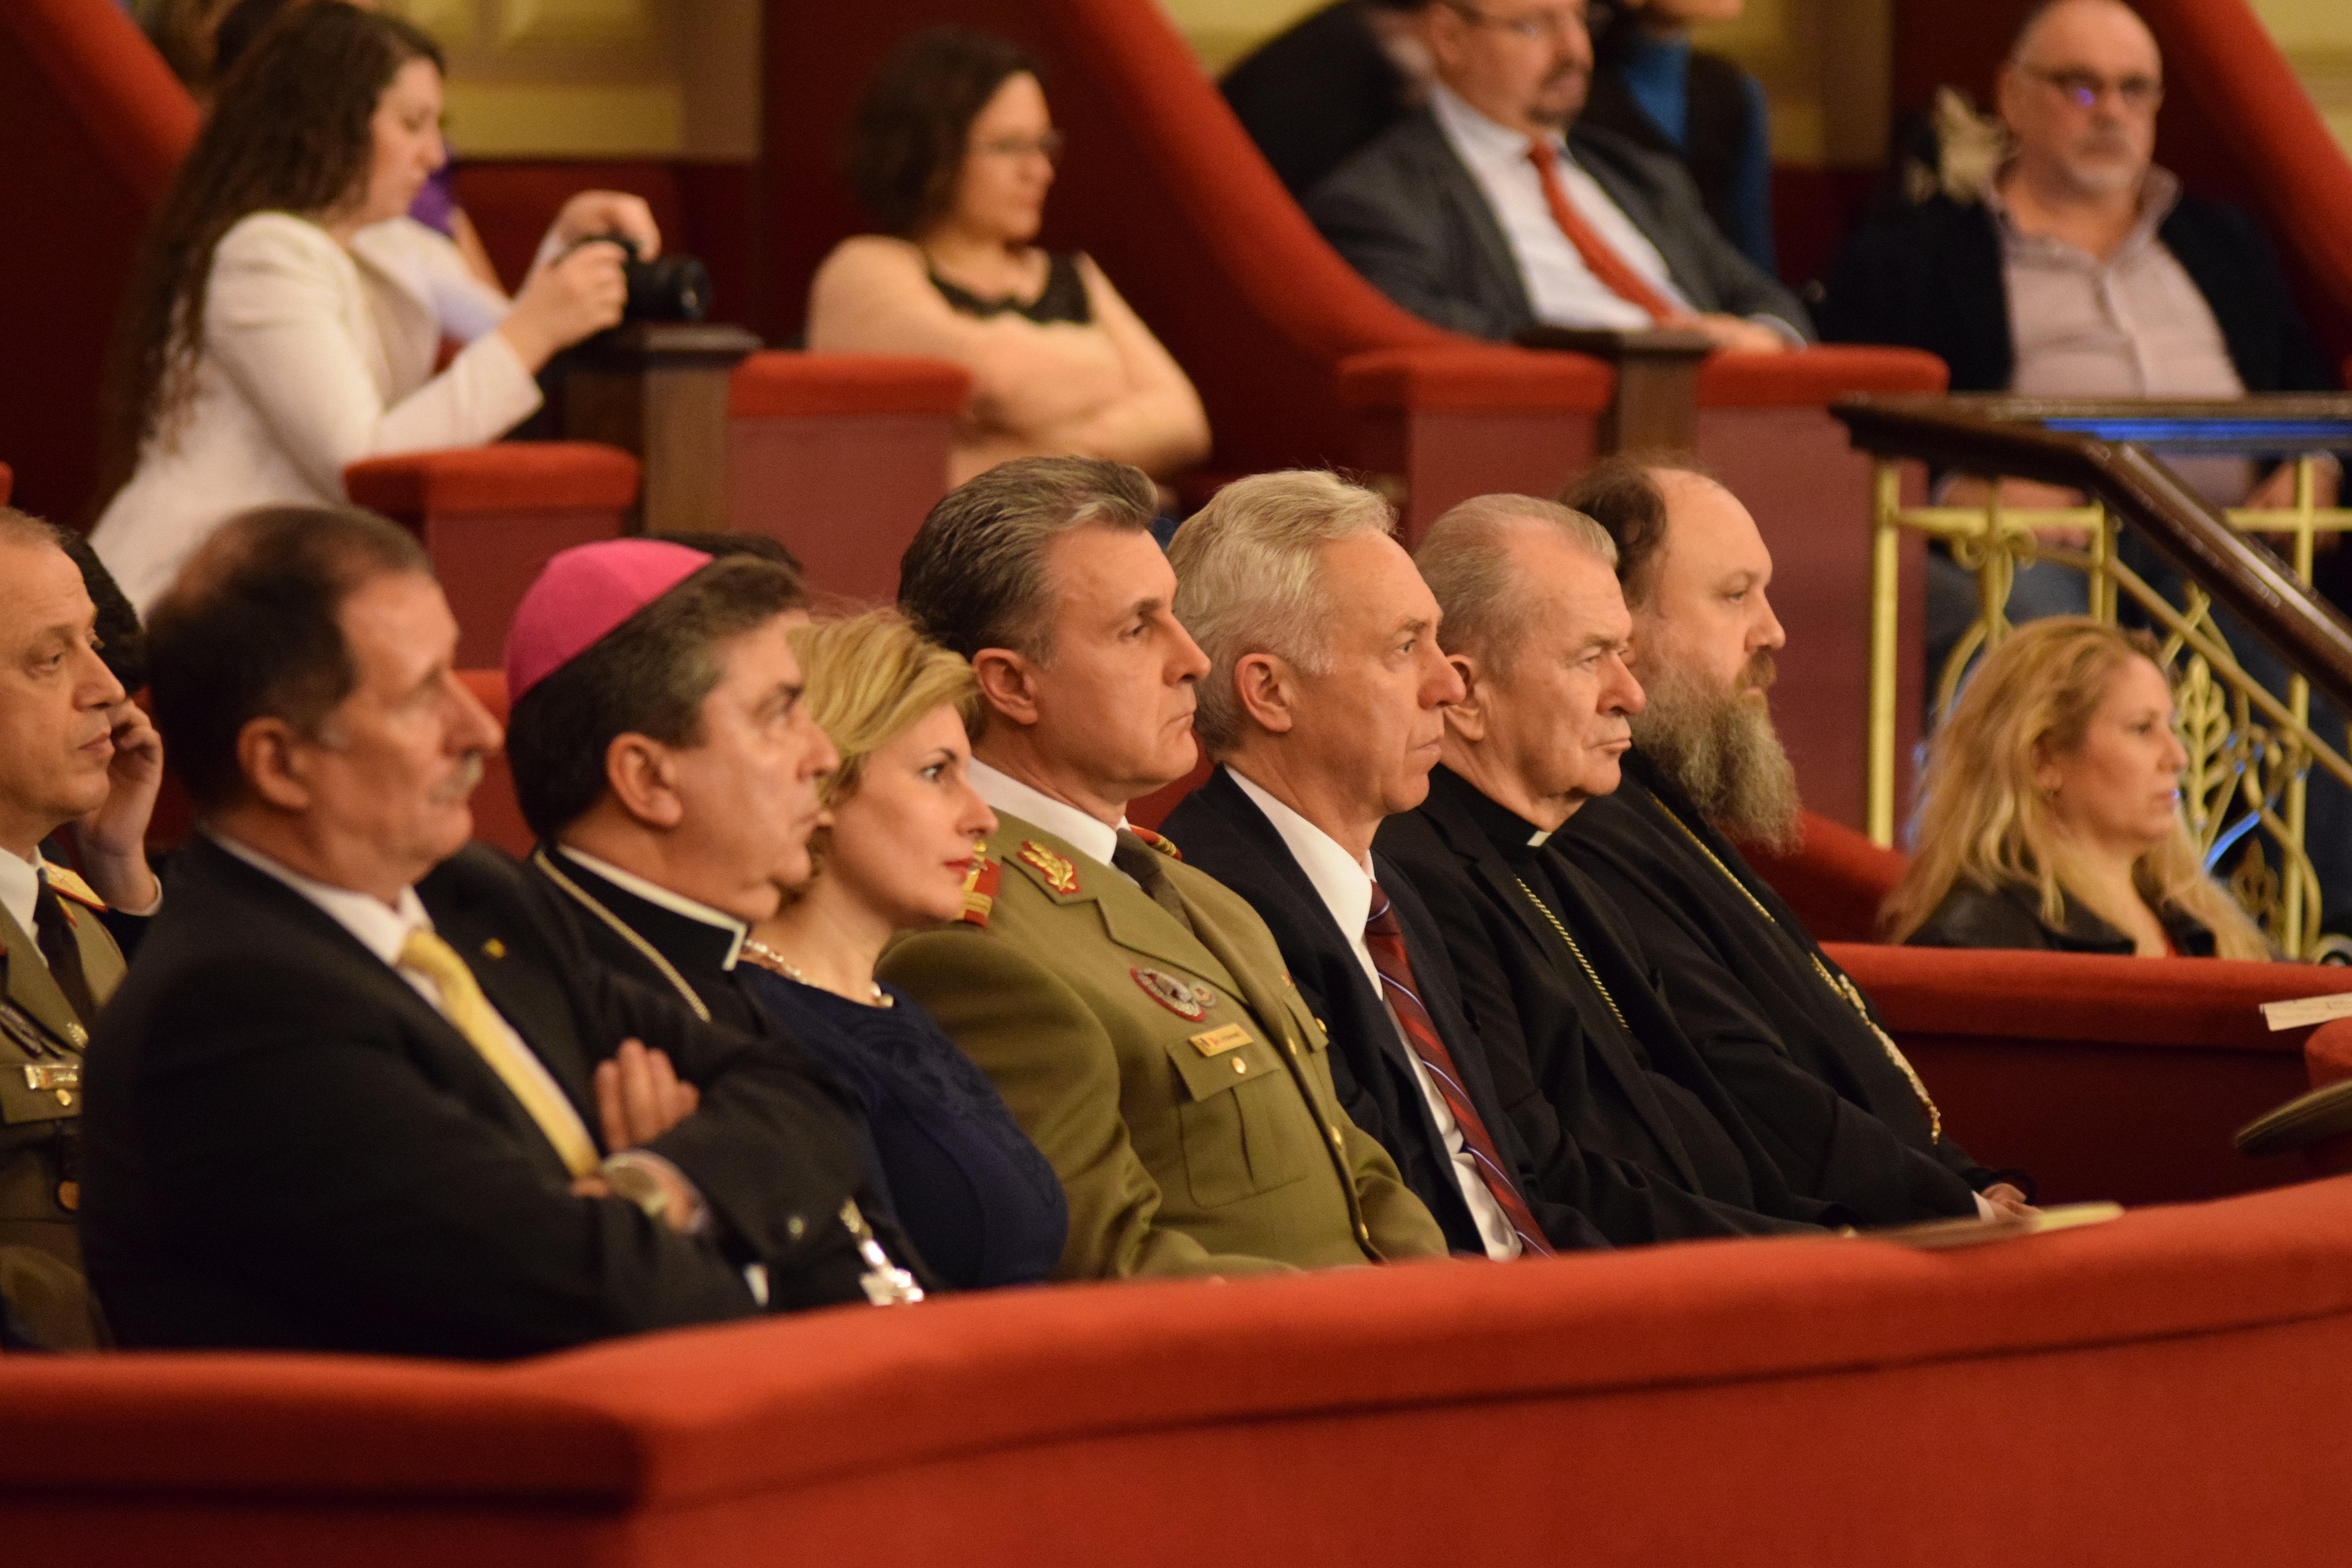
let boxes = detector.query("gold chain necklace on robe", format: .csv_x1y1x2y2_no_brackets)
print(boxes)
1511,876,1632,1033
1641,796,1942,1143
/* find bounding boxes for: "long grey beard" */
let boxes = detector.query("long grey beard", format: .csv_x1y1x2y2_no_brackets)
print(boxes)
1629,655,1802,851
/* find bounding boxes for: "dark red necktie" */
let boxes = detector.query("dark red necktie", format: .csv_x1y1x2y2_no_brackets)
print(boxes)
1524,139,1678,324
1364,884,1554,1258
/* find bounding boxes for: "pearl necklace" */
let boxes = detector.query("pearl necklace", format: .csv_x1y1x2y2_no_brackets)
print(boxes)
739,938,893,1006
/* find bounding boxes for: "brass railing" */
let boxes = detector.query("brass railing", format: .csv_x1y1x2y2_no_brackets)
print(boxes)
1833,397,2352,958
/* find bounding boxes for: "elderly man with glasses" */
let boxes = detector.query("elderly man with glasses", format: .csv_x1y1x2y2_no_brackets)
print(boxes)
1302,0,1810,349
1818,0,2337,463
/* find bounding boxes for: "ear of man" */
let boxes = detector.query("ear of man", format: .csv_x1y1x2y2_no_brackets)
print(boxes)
1232,652,1299,736
969,648,1044,730
236,718,316,813
603,732,686,829
1441,652,1491,742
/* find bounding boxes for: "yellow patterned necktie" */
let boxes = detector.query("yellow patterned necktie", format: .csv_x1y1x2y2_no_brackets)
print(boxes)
397,928,601,1177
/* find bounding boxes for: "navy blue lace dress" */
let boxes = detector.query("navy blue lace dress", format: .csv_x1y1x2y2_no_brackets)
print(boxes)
740,970,1067,1289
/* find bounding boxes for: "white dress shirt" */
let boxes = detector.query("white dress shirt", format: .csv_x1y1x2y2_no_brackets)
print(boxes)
1229,771,1521,1259
1429,82,1691,331
969,758,1127,873
0,847,46,959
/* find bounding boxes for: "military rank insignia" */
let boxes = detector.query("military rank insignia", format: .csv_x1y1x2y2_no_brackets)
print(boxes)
39,866,107,912
1018,840,1081,896
959,847,1001,928
1126,825,1183,862
1132,966,1215,1021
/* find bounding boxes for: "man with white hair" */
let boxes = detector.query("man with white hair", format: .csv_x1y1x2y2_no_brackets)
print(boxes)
1554,458,2029,1222
1164,470,1606,1256
1376,491,1845,1242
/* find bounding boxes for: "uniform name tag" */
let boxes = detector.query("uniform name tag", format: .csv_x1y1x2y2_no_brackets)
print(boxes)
1189,1024,1252,1056
22,1063,80,1092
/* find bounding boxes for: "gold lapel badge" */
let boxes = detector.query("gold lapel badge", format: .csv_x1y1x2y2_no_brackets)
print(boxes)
1018,840,1081,896
1189,1023,1251,1056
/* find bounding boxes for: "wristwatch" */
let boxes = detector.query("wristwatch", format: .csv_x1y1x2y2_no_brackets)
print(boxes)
599,1153,671,1224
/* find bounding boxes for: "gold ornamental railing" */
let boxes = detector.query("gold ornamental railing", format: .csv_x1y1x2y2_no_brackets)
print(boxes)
1833,397,2352,959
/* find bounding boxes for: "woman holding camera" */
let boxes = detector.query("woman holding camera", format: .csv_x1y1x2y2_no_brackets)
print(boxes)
92,2,657,611
806,27,1210,493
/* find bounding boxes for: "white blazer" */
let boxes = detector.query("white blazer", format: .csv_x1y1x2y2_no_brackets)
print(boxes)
91,212,545,612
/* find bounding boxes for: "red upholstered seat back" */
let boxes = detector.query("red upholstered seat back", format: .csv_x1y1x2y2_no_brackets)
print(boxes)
761,0,1470,475
1737,808,1909,943
0,1,198,524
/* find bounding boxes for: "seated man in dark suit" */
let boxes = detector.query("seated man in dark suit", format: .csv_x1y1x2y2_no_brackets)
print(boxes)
881,457,1446,1278
1381,493,1841,1242
82,506,906,1357
1163,471,1602,1258
1552,459,2030,1221
0,509,165,1349
1221,0,1434,200
1304,0,1808,348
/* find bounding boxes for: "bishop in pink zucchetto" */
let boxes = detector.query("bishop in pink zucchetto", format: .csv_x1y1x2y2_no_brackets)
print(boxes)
503,538,713,704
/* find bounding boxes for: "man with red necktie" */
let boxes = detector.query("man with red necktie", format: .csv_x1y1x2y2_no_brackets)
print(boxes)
1163,470,1608,1257
1305,0,1810,350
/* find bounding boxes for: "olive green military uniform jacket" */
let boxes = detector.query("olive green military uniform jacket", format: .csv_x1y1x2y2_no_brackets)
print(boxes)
0,869,121,1349
881,810,1445,1279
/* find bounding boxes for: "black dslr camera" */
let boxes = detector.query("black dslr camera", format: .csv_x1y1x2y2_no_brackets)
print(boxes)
592,234,711,323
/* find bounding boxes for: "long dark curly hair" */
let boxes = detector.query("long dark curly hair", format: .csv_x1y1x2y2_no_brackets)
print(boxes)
95,2,442,516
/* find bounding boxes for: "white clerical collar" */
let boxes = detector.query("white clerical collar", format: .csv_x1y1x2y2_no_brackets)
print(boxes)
209,830,431,970
968,757,1125,869
553,844,746,968
1229,769,1377,938
0,846,43,947
1430,79,1564,162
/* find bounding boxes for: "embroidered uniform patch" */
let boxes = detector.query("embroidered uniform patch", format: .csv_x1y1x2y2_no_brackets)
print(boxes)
959,849,1002,927
1131,967,1214,1021
1018,840,1080,895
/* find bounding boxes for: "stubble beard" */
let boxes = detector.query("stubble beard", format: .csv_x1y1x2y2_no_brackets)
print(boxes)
1628,651,1803,851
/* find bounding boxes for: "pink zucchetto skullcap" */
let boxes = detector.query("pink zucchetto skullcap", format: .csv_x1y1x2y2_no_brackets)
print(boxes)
504,539,713,704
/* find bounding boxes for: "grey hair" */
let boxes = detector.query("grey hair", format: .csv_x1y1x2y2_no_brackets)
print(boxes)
0,507,69,552
1167,470,1396,755
897,455,1157,667
1415,494,1616,677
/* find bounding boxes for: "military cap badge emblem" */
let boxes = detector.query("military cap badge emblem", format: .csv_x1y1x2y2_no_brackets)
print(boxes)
1131,967,1215,1021
1018,840,1081,895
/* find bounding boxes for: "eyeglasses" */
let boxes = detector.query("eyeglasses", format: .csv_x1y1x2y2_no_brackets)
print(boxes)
971,129,1065,163
2018,64,2164,113
1444,1,1598,45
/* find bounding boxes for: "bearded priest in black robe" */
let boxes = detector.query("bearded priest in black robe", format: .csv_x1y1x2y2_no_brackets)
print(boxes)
1554,459,2032,1220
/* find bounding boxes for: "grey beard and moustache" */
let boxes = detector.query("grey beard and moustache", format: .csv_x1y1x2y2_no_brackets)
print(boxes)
1628,649,1802,851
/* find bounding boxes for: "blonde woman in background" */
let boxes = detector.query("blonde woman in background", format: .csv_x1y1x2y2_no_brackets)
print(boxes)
740,612,1067,1290
1885,617,2271,960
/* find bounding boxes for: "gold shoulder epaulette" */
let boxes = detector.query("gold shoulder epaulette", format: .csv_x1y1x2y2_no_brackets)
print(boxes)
1127,825,1183,862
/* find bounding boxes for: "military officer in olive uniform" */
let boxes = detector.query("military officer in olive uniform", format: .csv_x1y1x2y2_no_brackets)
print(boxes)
886,458,1446,1278
0,509,165,1348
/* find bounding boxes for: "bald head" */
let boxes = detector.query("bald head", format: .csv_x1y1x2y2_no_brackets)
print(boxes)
1999,0,2161,201
1415,493,1615,681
